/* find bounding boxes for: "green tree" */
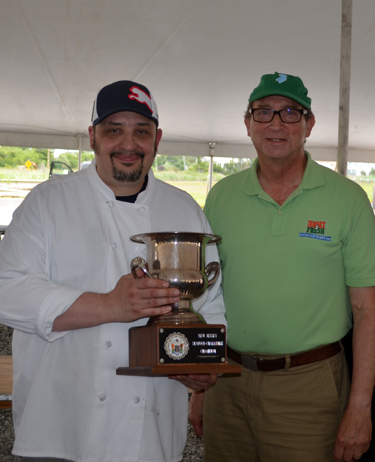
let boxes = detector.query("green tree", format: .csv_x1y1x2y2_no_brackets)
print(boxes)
155,155,185,171
34,149,48,166
58,153,78,169
82,151,95,162
213,162,225,174
55,151,94,170
223,158,253,175
0,146,47,168
187,158,209,173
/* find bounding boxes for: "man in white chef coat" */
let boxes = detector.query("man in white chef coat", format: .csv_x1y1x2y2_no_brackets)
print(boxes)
0,80,226,462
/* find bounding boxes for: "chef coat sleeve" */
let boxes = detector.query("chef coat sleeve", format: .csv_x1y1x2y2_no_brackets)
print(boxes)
0,194,83,342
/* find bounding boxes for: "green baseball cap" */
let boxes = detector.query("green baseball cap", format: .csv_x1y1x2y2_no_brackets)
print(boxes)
249,72,311,109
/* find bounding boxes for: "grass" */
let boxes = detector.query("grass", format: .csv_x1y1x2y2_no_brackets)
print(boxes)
153,169,225,182
0,167,49,181
161,181,210,208
153,170,223,207
1,168,374,208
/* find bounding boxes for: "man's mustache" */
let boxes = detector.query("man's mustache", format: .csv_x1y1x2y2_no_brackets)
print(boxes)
110,151,145,160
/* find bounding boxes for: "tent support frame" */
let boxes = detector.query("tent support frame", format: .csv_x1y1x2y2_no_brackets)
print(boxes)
337,0,353,176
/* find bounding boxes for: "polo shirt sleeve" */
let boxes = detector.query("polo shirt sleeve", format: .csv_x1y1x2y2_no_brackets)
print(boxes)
342,194,375,287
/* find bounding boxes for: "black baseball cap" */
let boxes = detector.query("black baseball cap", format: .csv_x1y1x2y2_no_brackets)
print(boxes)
91,80,159,126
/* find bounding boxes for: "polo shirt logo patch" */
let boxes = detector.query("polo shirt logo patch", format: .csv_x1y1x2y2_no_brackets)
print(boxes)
299,220,332,241
307,220,326,234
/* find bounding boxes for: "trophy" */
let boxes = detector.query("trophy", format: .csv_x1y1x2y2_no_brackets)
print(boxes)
116,232,241,377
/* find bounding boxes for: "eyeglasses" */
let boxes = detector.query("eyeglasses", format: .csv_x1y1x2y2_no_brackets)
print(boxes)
249,108,308,123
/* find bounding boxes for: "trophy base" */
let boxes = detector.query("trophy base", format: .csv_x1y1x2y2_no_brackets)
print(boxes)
116,363,241,377
116,323,241,377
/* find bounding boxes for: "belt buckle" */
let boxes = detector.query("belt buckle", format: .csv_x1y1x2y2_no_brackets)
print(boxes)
241,355,258,371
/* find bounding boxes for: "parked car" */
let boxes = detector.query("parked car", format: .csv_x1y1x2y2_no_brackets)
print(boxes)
49,161,73,179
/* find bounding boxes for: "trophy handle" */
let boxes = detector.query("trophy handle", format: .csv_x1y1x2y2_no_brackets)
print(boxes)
131,257,153,279
205,262,220,288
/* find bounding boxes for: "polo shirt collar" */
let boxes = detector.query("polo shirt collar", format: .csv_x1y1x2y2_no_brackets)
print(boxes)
300,151,325,190
240,158,261,196
240,151,325,197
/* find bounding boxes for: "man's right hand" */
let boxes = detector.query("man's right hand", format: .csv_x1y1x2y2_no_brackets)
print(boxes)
106,272,180,322
52,271,180,331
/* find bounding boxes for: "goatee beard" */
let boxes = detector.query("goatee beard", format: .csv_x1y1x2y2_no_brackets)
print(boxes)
110,152,144,183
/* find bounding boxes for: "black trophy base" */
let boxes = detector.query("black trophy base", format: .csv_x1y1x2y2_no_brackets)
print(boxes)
116,323,241,377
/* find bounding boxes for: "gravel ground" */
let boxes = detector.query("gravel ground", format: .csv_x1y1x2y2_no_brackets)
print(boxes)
0,325,15,462
0,325,12,356
183,423,204,461
0,325,204,461
0,409,14,462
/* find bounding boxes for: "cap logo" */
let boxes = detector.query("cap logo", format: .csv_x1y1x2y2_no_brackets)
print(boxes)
276,73,287,84
128,86,152,113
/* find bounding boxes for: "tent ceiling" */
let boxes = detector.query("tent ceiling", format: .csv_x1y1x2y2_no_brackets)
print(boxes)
1,0,375,162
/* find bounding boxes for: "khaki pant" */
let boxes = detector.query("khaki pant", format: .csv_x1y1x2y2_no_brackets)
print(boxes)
204,350,350,462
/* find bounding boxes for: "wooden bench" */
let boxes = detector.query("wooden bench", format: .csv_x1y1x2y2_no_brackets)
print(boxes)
0,356,13,409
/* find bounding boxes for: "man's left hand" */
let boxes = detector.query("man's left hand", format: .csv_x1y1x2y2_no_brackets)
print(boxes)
335,286,375,461
168,373,217,392
333,404,372,462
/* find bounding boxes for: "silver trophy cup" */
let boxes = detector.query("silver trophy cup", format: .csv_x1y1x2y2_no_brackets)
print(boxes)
130,232,221,324
115,231,241,376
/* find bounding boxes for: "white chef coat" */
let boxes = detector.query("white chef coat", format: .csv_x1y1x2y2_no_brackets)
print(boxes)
0,161,226,462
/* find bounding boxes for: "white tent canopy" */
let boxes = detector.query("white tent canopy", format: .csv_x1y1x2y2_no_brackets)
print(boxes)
1,0,375,162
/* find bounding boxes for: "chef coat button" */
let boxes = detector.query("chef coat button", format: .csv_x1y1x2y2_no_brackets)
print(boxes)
108,201,114,208
99,393,107,401
133,396,140,403
111,242,117,249
138,206,145,213
105,341,112,348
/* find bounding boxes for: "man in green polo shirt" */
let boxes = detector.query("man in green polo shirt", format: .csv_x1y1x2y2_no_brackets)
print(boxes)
189,72,375,462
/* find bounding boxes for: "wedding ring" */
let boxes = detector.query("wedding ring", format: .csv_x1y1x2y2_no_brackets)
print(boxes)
353,453,362,460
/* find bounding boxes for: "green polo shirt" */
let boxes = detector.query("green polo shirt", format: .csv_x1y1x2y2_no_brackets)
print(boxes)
205,152,375,354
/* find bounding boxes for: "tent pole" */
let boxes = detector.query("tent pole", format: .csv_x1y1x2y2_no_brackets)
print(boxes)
337,0,352,176
208,143,215,192
77,134,83,170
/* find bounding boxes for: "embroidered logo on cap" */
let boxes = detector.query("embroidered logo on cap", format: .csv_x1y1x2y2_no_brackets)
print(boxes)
276,73,287,84
128,86,152,112
299,220,332,241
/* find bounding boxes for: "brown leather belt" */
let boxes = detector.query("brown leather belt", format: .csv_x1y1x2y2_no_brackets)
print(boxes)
227,342,341,372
